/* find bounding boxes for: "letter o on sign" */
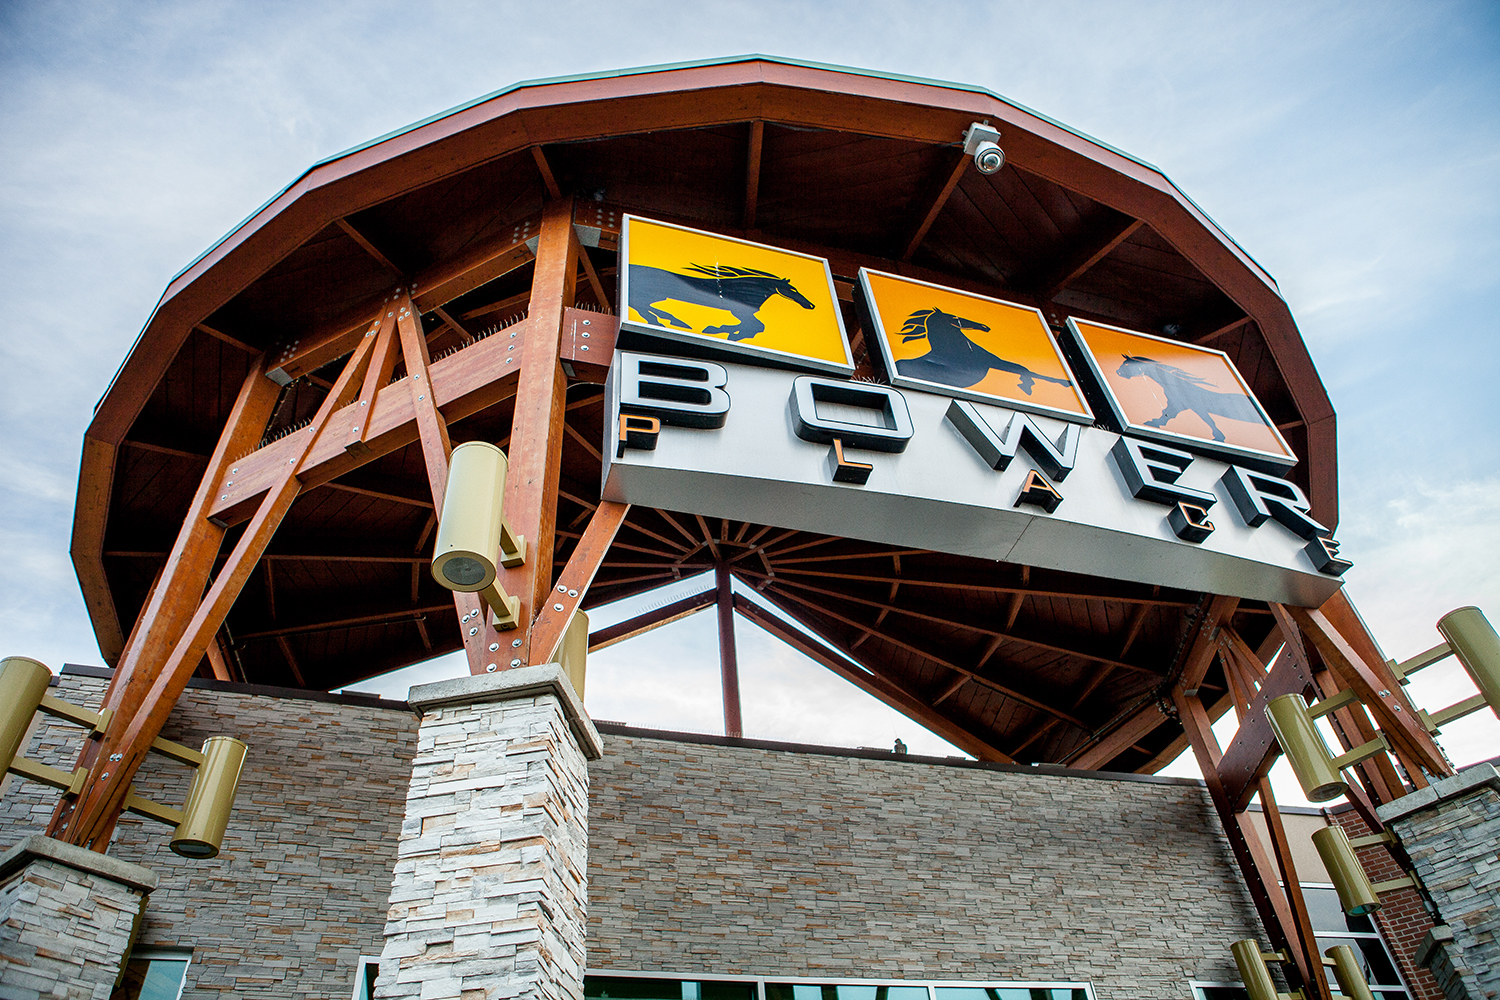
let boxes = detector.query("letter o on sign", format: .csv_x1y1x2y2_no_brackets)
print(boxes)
789,377,913,453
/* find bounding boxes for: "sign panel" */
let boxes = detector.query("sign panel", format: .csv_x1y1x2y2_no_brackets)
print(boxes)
603,350,1345,607
619,216,853,375
1066,317,1296,470
859,269,1093,424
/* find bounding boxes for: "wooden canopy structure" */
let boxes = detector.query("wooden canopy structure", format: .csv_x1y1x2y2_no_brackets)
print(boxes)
57,56,1451,998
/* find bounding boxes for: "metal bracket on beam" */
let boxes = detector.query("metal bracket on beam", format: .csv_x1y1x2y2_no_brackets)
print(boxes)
123,790,185,827
7,758,88,796
1387,642,1451,683
1420,693,1489,732
1307,688,1360,719
38,694,110,735
1330,735,1389,771
499,520,526,568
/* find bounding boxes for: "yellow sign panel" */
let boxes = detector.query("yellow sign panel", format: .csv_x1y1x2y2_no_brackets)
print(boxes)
1067,317,1296,469
619,216,852,374
858,269,1093,424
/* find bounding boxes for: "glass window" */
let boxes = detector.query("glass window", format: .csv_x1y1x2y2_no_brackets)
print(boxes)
1302,886,1410,1000
1190,987,1248,1000
769,986,929,1000
588,977,756,1000
935,990,1086,1000
351,957,380,1000
111,951,190,1000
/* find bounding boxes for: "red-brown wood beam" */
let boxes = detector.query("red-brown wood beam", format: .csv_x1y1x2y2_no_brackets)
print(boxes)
716,562,744,738
195,323,257,354
203,635,233,682
336,218,404,277
1256,776,1336,1000
529,501,629,666
346,305,401,456
1180,594,1241,692
578,250,610,310
54,353,281,833
1192,314,1253,345
275,636,307,687
1031,216,1142,301
501,196,577,667
532,146,562,200
901,149,968,262
766,565,1192,606
1067,702,1168,771
735,593,1014,763
761,582,1088,730
742,120,764,230
1174,685,1316,992
588,588,717,652
60,329,378,849
237,602,454,641
207,322,525,525
1288,600,1450,782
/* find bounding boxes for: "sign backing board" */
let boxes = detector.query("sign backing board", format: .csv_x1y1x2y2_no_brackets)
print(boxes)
1066,317,1296,471
603,351,1343,607
859,268,1093,424
618,216,853,375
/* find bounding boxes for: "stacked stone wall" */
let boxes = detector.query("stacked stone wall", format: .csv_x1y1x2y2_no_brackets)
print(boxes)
0,668,418,998
585,731,1264,999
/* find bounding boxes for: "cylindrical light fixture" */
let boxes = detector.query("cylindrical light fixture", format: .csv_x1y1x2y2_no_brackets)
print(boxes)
1230,939,1280,1000
0,657,52,774
1312,824,1381,915
559,609,590,699
1266,692,1346,801
430,441,509,593
1326,945,1376,1000
1437,606,1500,718
170,736,248,859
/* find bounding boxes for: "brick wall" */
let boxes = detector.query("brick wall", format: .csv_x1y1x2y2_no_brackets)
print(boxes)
585,730,1263,999
0,668,418,998
1332,806,1444,1000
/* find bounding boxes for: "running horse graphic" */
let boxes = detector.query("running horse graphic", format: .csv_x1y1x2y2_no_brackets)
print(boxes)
895,308,1072,395
628,263,816,341
1116,355,1263,442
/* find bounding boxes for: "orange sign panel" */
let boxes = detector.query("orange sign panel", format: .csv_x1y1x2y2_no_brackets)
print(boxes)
1067,317,1296,469
858,269,1093,423
619,216,852,374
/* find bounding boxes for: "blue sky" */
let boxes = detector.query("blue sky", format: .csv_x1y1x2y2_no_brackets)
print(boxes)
2,1,1496,791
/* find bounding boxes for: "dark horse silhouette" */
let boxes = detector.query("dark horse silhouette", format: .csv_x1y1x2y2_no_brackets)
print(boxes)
894,308,1073,395
629,263,816,341
1116,354,1263,442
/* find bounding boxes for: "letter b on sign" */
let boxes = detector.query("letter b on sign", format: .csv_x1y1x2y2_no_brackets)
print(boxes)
614,352,731,428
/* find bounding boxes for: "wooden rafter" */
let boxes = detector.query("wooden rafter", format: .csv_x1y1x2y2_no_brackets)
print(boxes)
901,149,968,262
762,583,1088,730
734,593,1014,763
1030,216,1142,301
742,120,764,229
761,565,1191,606
741,569,1160,676
716,563,743,737
532,146,562,200
336,218,404,277
588,589,717,652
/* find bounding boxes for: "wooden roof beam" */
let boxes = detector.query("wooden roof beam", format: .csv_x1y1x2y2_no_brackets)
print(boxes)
532,146,562,200
742,120,763,229
746,569,1163,676
238,601,453,641
901,148,968,262
588,588,717,652
765,564,1192,606
1067,700,1169,771
735,593,1014,763
336,218,404,277
1026,215,1142,301
763,583,1089,730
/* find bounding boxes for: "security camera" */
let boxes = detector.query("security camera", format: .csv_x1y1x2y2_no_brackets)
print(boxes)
964,122,1005,175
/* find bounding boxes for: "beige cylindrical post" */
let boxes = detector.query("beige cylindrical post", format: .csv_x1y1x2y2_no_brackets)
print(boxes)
170,736,248,859
1266,692,1346,801
1230,939,1281,1000
1325,944,1376,1000
1312,825,1381,915
1437,606,1500,718
431,441,509,592
0,657,52,773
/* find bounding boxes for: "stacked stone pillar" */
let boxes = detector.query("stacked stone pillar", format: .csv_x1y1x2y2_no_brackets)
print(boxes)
1378,763,1500,1000
0,834,158,998
376,664,602,1000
